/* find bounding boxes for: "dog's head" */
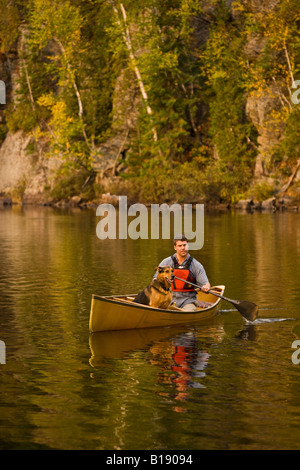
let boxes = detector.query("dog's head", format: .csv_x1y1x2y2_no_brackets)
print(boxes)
156,266,174,284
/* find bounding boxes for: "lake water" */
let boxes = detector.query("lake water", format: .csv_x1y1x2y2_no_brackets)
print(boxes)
0,205,300,450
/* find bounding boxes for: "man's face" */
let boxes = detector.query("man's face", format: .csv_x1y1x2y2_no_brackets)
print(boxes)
174,240,189,258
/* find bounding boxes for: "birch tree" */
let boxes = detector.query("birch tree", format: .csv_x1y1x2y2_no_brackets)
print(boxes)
111,1,158,143
29,0,92,168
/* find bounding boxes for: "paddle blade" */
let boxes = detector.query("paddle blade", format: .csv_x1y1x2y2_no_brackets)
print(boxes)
234,300,258,322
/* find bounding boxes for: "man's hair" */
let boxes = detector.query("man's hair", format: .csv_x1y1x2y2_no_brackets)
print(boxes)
173,234,188,245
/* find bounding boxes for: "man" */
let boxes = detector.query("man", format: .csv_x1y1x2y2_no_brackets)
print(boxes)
156,234,211,311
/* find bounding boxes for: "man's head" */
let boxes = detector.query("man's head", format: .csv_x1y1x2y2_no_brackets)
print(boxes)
173,234,189,259
173,234,187,245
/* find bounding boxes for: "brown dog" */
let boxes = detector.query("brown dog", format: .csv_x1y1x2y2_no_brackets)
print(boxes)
133,266,178,309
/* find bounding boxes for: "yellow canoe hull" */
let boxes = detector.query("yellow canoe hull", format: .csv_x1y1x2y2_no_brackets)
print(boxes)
89,286,225,332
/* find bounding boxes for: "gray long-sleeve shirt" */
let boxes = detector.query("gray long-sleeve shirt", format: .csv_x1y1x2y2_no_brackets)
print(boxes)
156,254,209,308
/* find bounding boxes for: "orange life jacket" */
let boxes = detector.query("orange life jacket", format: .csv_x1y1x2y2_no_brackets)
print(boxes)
171,255,196,292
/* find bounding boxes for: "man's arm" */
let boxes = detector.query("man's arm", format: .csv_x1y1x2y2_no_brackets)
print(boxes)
192,259,211,292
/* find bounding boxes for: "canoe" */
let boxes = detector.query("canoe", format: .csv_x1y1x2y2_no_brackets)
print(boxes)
89,285,225,332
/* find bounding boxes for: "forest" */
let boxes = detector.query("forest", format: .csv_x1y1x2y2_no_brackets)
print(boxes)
0,0,299,204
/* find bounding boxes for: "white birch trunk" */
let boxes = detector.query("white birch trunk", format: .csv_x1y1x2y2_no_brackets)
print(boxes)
113,2,158,143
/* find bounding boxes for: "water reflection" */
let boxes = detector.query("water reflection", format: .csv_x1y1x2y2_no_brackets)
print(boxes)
90,324,225,413
149,332,209,413
235,324,258,341
89,327,178,366
1,207,300,449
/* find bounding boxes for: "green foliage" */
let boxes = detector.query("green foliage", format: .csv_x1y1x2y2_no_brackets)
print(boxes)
50,169,90,200
200,160,253,204
5,101,38,133
110,160,205,204
247,182,275,202
3,0,118,172
10,176,27,201
112,158,251,204
0,0,20,53
111,0,207,167
276,106,300,166
201,5,258,170
1,0,299,203
0,123,7,144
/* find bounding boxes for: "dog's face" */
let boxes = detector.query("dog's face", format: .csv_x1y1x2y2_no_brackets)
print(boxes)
156,266,174,284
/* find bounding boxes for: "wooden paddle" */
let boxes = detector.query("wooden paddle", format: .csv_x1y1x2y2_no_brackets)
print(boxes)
173,275,258,322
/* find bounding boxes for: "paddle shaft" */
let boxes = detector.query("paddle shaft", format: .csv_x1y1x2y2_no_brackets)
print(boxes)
173,275,232,302
172,274,259,322
173,275,254,305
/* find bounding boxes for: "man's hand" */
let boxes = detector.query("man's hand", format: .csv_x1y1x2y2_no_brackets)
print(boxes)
200,283,211,293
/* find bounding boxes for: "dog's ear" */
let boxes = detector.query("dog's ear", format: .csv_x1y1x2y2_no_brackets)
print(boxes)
156,266,163,273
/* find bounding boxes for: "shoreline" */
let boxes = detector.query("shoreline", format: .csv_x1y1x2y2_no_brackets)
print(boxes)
1,192,299,213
